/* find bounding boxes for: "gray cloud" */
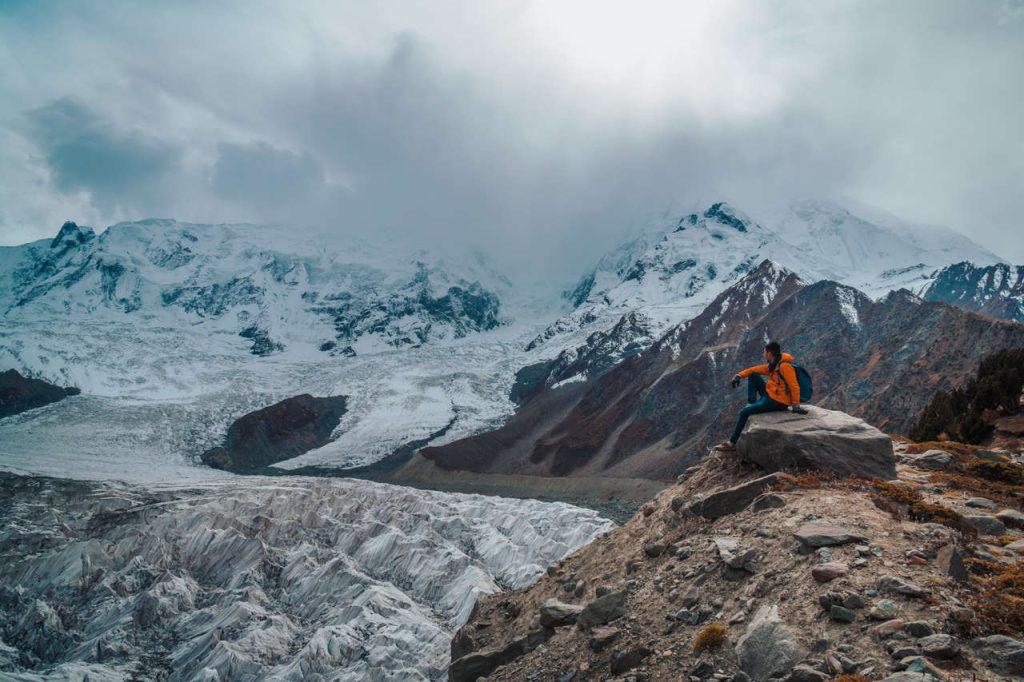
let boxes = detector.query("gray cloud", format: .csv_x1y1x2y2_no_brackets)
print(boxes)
0,0,1022,278
23,97,182,215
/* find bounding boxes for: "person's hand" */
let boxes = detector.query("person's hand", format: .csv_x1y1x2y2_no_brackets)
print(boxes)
790,404,808,415
730,374,741,389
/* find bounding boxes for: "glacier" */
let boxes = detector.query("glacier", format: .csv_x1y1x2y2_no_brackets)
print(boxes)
0,473,612,681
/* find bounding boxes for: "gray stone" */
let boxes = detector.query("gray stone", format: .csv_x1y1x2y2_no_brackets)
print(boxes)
964,514,1007,536
879,674,932,682
876,575,928,599
971,635,1024,676
910,450,959,472
610,646,651,675
996,508,1024,529
588,626,619,651
576,590,626,630
449,627,553,682
1006,539,1024,552
644,538,668,557
936,544,968,582
918,633,959,660
749,493,786,512
539,598,583,628
829,605,855,623
784,665,828,682
965,496,996,509
903,621,934,637
713,537,759,571
735,605,801,682
737,406,896,480
811,562,848,582
794,522,867,548
687,473,791,520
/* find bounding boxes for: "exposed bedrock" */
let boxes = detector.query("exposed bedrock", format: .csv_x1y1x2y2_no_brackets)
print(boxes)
201,393,347,472
0,369,80,419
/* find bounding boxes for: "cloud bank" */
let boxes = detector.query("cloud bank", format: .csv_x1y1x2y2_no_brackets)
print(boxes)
1,0,1022,277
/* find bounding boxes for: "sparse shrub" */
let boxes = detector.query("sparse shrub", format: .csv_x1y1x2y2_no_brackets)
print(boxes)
772,473,823,490
692,623,728,653
832,676,871,682
871,481,978,539
966,559,1024,636
966,459,1024,485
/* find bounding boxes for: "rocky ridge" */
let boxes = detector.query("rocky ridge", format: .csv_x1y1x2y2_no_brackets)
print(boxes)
447,424,1024,681
0,369,80,419
922,262,1024,323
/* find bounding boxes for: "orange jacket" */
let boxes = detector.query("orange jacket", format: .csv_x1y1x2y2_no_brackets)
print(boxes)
738,352,801,406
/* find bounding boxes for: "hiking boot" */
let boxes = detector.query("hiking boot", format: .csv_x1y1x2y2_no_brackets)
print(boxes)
715,441,736,452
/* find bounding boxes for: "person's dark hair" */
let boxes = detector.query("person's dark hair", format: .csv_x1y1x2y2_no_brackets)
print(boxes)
764,341,781,360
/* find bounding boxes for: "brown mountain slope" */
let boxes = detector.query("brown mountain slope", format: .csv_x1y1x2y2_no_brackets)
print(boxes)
447,444,1024,681
405,261,1024,482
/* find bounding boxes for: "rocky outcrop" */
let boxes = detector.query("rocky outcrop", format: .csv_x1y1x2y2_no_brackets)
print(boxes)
0,369,80,419
737,406,896,480
685,472,792,519
200,394,347,471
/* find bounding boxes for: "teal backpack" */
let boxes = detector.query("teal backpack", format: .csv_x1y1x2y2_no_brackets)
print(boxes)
783,362,814,403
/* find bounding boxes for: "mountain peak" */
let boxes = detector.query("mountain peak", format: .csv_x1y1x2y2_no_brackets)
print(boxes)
676,201,755,233
50,221,95,250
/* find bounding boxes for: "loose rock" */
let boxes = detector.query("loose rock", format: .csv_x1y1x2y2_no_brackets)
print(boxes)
971,635,1024,676
876,575,928,599
735,605,801,682
964,514,1007,536
793,523,867,549
811,562,849,583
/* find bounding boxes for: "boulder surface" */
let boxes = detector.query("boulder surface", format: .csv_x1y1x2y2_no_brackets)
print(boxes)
737,406,895,479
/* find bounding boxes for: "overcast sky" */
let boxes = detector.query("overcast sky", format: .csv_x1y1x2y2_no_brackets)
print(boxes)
1,0,1022,277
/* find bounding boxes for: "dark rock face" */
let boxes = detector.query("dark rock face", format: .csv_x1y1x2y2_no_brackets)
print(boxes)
685,473,791,519
737,406,896,480
923,261,1024,322
0,370,80,419
419,258,1024,481
201,394,347,472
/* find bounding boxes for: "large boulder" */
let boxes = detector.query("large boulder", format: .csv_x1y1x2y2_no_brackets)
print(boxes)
737,406,895,480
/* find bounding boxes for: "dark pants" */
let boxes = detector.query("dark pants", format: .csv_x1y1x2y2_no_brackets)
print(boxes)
730,375,787,444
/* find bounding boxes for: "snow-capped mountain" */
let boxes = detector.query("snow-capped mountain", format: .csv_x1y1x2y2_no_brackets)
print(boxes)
525,200,1002,366
921,261,1024,322
1,219,510,359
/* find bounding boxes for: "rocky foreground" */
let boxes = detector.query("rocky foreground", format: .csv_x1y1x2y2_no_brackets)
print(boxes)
0,475,612,680
450,411,1024,681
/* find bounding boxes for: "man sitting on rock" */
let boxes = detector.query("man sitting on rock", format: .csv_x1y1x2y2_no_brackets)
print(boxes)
717,341,806,452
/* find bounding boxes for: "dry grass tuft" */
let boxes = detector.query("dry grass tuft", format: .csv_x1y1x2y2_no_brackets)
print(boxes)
832,676,871,682
692,623,728,653
871,481,978,539
904,441,982,457
965,559,1024,636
